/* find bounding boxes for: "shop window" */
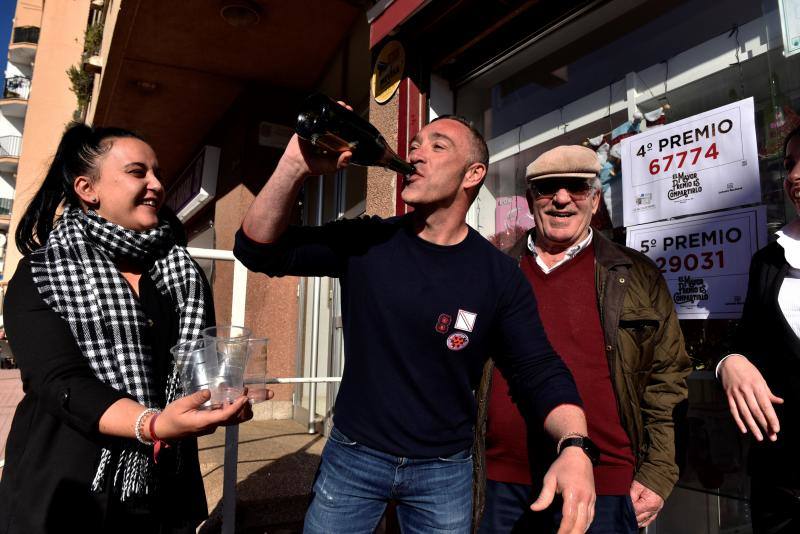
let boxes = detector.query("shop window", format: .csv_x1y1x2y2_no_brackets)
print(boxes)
457,0,789,238
452,1,797,527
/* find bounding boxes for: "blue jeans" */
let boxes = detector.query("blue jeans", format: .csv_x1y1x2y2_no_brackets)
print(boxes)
478,480,536,534
479,479,638,534
303,426,473,533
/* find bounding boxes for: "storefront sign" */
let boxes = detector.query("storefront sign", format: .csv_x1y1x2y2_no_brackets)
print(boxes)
165,146,220,222
779,0,800,57
372,40,404,104
621,97,760,226
625,206,766,319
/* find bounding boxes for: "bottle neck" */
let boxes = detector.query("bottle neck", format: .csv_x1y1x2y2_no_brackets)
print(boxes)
384,156,415,175
376,136,415,175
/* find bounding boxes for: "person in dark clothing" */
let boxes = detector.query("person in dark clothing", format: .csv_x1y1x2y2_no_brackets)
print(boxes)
717,126,800,533
235,108,596,534
0,123,253,534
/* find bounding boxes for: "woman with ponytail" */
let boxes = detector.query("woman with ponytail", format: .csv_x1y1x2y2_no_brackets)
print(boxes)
0,123,254,533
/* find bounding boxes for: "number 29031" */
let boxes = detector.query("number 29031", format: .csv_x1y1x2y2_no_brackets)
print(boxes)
654,250,725,273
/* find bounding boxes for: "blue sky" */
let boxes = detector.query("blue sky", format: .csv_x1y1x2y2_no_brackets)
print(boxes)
0,1,14,76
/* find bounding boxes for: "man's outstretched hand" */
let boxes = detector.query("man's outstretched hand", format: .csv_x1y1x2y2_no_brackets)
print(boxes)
531,447,596,533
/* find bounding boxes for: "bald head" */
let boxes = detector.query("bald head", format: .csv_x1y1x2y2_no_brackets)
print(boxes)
430,115,489,169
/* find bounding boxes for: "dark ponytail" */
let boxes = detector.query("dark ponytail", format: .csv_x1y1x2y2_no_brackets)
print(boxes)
15,122,142,255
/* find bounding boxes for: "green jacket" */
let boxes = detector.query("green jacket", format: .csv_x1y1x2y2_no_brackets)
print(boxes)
472,230,691,529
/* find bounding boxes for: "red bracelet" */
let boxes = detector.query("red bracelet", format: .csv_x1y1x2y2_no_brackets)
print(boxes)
148,412,171,464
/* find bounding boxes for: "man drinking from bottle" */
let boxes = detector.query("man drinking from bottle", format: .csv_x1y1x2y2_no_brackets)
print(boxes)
234,107,596,534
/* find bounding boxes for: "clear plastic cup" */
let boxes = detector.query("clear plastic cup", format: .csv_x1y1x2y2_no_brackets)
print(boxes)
202,326,252,343
170,338,224,410
243,338,269,403
202,326,253,403
218,360,246,404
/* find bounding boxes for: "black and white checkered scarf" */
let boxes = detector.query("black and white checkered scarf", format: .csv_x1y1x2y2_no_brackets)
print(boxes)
29,206,210,500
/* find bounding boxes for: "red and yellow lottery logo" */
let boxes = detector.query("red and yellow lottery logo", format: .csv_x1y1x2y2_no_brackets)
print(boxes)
435,313,452,334
446,332,469,351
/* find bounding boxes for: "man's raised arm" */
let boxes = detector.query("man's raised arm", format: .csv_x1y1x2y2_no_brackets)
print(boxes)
242,134,351,244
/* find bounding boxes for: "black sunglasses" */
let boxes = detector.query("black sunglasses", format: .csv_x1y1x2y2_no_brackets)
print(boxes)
530,179,595,200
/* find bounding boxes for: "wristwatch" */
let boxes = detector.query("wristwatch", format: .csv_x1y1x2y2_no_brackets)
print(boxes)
558,435,600,466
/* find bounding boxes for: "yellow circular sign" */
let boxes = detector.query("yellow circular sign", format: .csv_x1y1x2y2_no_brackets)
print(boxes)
372,40,405,104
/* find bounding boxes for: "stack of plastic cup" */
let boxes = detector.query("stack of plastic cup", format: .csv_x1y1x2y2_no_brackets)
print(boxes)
171,326,270,408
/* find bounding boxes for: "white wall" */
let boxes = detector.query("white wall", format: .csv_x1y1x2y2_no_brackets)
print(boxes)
0,173,16,199
0,113,23,138
5,61,32,79
429,74,453,120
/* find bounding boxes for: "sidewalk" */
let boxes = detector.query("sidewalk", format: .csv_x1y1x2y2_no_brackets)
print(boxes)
198,418,325,534
1,373,328,532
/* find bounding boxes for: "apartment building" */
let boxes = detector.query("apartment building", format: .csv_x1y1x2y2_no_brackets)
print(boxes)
3,0,92,282
0,1,41,280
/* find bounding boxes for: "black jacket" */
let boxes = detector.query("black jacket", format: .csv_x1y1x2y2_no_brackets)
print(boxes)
0,258,210,533
734,241,800,485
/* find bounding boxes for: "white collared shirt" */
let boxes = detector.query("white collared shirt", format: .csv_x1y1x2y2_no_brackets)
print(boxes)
528,228,594,274
778,267,800,339
777,218,800,340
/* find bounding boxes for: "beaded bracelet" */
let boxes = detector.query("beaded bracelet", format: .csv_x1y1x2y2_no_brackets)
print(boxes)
134,407,160,446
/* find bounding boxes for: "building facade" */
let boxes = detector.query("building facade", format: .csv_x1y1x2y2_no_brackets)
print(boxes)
367,0,796,532
0,0,41,281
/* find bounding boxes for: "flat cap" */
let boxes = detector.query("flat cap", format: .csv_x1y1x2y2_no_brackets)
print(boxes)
525,145,600,182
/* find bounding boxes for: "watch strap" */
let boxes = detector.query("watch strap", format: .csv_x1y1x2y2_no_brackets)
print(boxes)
558,435,600,466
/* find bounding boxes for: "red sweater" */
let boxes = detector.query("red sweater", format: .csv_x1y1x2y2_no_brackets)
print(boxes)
485,245,635,495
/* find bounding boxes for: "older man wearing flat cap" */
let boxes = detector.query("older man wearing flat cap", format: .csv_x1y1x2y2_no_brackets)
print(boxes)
475,145,691,533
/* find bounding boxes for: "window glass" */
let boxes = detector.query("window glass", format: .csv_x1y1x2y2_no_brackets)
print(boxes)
453,1,796,525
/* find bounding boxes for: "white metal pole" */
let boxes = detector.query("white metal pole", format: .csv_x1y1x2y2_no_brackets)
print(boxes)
221,259,247,534
246,376,342,384
222,425,239,534
307,176,324,434
308,276,322,434
187,248,246,534
186,247,236,261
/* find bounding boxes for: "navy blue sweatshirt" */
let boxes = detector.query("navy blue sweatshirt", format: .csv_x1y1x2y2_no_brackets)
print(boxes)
234,215,581,458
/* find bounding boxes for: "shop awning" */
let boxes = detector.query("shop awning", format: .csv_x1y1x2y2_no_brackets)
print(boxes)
90,0,367,184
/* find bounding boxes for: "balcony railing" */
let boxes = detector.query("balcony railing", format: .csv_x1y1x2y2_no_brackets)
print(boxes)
0,136,22,158
3,77,31,100
12,26,40,45
0,198,12,216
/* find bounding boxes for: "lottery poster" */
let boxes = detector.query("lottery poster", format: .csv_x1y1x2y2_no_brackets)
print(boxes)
621,98,760,227
625,206,766,319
